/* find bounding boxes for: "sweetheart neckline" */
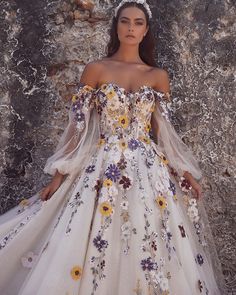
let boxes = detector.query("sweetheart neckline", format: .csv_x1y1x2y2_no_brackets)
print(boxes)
78,82,169,97
95,82,155,95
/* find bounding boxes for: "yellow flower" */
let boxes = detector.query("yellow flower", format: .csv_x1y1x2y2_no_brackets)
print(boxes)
118,115,129,129
155,195,167,210
70,265,82,280
72,95,78,103
99,202,113,217
103,179,113,188
160,155,169,165
139,136,151,144
101,83,108,91
119,139,128,150
107,89,116,99
84,85,94,92
144,122,151,132
97,138,105,147
19,198,30,207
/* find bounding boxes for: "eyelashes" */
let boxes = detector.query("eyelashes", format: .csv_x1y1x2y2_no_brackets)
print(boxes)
120,20,144,26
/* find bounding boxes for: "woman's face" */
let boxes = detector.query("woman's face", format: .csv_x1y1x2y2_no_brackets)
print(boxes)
117,6,149,44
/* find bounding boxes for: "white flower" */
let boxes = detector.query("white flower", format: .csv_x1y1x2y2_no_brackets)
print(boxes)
108,147,121,163
120,200,129,210
189,198,197,206
108,185,118,196
21,251,38,269
159,257,165,267
123,149,134,160
156,271,164,284
100,187,109,198
160,277,169,291
187,206,199,222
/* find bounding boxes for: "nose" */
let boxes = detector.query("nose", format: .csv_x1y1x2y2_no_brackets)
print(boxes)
128,23,134,32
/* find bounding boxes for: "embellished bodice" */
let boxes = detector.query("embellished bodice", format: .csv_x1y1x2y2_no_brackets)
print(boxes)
95,83,158,142
71,82,171,145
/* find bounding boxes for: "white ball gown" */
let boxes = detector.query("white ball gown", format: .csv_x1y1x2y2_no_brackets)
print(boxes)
0,82,222,294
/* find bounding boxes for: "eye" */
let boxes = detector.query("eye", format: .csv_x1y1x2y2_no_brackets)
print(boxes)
136,22,144,25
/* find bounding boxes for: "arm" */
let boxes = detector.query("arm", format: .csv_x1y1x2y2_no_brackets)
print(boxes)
151,69,203,199
40,61,101,201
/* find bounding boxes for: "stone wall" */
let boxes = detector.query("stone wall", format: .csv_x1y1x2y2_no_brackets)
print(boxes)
0,0,235,293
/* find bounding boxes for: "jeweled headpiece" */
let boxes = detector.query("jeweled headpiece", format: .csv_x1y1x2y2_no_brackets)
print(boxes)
114,0,152,19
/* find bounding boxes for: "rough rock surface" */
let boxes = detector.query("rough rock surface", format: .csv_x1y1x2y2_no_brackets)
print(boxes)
0,0,235,293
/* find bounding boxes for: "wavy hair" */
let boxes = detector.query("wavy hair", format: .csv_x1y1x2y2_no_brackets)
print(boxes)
106,2,156,67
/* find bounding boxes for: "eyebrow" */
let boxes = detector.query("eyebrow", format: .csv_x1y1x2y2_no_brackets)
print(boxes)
119,16,145,21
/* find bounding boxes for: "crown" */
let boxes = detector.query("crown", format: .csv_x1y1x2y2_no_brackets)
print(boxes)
114,0,152,19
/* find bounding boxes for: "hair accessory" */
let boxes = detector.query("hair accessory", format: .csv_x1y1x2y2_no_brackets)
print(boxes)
114,0,152,19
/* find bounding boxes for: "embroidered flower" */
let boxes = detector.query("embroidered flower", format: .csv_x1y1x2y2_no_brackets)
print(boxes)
85,165,95,173
139,136,151,144
93,235,108,252
119,139,128,151
117,158,127,170
94,179,102,194
99,201,113,217
19,198,30,207
121,221,132,240
189,198,197,206
105,164,121,182
108,185,118,196
178,225,186,237
196,253,204,266
155,195,168,210
160,277,169,291
97,138,106,147
118,115,129,129
70,265,83,280
198,279,203,292
128,138,139,151
144,122,151,132
119,175,133,190
120,200,129,210
179,177,192,192
72,94,78,103
21,251,38,268
103,178,113,188
187,206,199,222
107,89,116,99
140,257,158,271
160,154,169,165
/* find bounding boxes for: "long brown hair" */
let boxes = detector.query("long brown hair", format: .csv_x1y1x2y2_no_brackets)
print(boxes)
106,2,156,67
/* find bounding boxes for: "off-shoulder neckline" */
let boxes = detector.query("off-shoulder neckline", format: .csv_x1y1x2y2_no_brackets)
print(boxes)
78,82,170,98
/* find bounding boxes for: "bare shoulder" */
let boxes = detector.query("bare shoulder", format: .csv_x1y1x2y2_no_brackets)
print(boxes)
79,59,105,88
152,67,171,95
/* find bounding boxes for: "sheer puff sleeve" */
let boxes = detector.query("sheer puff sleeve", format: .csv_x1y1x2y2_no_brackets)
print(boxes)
151,90,202,180
43,83,100,177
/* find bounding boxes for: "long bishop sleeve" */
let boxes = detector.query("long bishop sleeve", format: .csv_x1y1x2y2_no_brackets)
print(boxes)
151,90,202,180
44,84,100,177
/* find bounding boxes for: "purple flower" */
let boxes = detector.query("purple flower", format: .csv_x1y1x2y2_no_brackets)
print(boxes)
128,139,139,151
140,257,158,271
105,164,121,182
93,235,108,252
196,253,204,266
85,165,95,173
75,111,85,122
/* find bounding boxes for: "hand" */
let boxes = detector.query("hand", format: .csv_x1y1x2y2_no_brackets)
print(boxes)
183,171,202,199
40,171,65,201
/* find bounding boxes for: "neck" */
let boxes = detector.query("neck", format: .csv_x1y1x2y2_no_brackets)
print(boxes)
111,43,143,64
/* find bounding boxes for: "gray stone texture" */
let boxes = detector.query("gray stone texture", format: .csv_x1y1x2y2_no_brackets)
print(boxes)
0,0,235,293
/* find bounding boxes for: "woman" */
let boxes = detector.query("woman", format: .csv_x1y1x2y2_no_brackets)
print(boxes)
0,1,222,294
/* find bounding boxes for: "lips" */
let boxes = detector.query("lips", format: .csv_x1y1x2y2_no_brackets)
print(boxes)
126,35,135,38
